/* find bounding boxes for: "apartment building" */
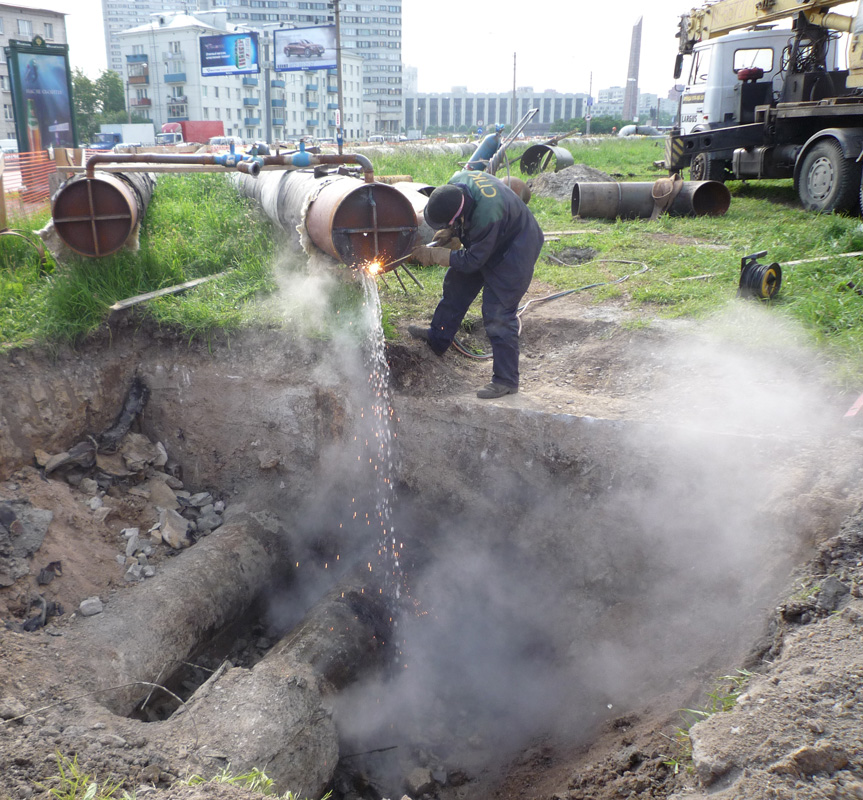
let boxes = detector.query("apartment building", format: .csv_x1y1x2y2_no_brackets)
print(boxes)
119,10,365,142
106,0,402,136
0,2,66,140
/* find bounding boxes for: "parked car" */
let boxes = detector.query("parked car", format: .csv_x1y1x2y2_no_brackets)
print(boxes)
368,135,385,143
1,138,19,153
284,38,325,58
208,135,245,148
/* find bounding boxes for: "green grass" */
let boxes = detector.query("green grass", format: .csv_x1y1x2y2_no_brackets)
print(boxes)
3,139,863,383
661,669,754,775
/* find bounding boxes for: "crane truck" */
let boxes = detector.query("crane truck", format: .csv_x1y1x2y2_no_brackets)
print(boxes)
665,0,863,214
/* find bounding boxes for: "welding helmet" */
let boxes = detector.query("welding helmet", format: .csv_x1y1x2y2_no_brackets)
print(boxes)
424,184,465,230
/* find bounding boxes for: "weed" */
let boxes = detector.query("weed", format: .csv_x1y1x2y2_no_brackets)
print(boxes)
660,669,754,775
36,752,132,800
181,765,333,799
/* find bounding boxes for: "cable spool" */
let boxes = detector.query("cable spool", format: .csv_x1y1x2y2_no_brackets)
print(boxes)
738,251,782,300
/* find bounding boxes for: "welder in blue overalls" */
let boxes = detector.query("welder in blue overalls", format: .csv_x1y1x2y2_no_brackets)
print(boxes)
408,170,544,399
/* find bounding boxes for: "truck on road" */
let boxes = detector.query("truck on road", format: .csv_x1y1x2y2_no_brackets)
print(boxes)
89,123,156,150
666,0,863,214
156,121,225,147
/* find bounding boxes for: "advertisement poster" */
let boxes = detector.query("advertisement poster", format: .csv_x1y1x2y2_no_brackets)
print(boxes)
200,32,260,76
6,38,76,151
274,25,337,72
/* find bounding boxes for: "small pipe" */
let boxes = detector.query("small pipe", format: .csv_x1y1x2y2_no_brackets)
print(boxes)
85,152,263,179
261,151,375,183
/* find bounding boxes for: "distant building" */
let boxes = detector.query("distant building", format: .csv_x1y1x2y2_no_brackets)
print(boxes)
105,0,403,136
101,0,185,78
623,16,642,122
403,86,588,136
0,2,67,140
118,10,366,143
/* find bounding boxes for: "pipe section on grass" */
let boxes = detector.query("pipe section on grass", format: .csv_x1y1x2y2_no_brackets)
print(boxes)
519,144,575,174
234,170,418,268
572,180,731,219
50,171,155,257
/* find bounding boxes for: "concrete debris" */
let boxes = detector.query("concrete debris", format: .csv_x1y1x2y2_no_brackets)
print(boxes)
79,596,104,616
157,508,192,550
0,696,26,720
0,501,53,587
406,767,435,795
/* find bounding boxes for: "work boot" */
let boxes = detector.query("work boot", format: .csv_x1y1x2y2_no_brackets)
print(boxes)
476,382,518,399
408,325,446,356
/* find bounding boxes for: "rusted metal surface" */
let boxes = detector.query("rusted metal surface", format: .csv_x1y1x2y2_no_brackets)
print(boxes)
519,143,575,175
50,172,155,257
306,177,418,266
571,180,731,219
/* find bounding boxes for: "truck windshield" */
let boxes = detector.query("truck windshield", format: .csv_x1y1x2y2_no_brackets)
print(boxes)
93,133,114,144
155,134,175,145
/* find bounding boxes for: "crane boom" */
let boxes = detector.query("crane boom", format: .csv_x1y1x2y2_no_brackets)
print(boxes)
679,0,858,54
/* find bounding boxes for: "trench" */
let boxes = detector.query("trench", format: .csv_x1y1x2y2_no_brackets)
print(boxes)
1,296,858,798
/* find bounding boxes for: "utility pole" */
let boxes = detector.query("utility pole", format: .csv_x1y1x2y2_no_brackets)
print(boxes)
334,0,345,153
511,52,516,130
586,71,592,136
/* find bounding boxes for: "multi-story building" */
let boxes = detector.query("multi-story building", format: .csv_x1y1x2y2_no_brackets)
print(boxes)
593,85,625,118
162,0,403,136
403,86,588,137
102,0,185,78
0,2,67,140
119,10,365,143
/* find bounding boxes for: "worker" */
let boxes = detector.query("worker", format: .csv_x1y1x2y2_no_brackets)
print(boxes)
408,170,544,399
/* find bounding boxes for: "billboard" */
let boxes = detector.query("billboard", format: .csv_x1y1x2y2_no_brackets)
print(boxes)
200,32,260,76
274,26,337,72
5,36,77,151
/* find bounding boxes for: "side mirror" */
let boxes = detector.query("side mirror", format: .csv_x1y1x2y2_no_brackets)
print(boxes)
674,53,684,81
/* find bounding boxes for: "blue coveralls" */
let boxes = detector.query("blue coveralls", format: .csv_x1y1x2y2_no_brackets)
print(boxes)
426,170,544,390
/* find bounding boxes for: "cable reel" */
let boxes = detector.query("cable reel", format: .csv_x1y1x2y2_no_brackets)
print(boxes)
738,251,782,300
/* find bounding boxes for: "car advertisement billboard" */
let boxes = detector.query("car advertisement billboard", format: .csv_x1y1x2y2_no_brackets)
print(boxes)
5,36,77,151
200,32,260,76
274,25,337,72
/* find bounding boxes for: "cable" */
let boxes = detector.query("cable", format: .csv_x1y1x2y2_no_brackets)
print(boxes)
450,261,650,359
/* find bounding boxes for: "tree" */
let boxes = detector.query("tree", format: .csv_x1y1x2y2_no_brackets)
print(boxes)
72,68,129,143
72,68,98,143
95,71,126,114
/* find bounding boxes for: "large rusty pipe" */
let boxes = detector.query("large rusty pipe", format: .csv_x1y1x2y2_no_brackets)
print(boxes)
571,180,731,219
51,171,156,258
234,169,418,268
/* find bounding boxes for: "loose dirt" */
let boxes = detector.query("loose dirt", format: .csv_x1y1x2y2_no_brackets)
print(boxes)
1,274,862,800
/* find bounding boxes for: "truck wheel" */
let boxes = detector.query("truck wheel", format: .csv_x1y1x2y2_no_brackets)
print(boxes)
797,140,862,214
690,152,728,182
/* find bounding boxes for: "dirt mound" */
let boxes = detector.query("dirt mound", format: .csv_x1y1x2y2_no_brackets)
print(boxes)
527,164,613,202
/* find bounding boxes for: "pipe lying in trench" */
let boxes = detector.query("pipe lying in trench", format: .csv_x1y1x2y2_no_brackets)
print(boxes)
572,180,731,219
63,511,392,796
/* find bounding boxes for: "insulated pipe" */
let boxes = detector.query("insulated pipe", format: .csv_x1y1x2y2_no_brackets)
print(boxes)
83,152,263,180
519,144,575,175
571,180,731,219
234,169,418,269
51,171,156,257
390,181,436,244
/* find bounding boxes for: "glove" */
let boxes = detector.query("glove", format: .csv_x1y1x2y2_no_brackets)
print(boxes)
432,227,454,246
411,245,452,268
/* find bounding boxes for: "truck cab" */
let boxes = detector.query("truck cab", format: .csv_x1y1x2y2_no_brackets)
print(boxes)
679,28,792,135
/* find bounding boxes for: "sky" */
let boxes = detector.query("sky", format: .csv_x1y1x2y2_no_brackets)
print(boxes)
63,0,694,99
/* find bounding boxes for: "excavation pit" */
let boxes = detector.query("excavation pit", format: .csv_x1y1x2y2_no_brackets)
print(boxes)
1,307,861,800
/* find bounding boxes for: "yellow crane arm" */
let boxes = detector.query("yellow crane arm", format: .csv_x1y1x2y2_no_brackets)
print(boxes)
679,0,856,52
